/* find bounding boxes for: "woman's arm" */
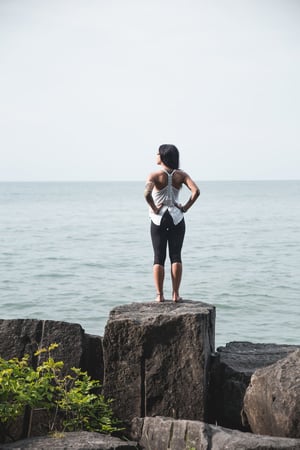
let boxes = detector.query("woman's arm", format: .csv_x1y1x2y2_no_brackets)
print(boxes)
181,174,200,212
144,176,162,214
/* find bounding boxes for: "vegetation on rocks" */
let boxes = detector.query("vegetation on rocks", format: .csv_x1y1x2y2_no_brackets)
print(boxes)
0,343,120,441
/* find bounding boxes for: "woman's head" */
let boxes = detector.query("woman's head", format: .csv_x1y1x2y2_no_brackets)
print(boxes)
158,144,180,169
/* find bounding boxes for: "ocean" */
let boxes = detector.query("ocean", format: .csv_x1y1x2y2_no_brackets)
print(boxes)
0,180,299,348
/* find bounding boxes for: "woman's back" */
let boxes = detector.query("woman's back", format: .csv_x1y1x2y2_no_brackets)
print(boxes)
151,169,186,191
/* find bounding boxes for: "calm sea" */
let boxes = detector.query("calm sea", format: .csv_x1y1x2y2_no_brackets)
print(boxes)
0,181,299,348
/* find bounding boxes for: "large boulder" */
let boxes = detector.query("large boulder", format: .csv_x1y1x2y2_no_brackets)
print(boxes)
131,416,300,450
103,300,215,426
0,431,137,449
242,349,300,438
209,341,299,430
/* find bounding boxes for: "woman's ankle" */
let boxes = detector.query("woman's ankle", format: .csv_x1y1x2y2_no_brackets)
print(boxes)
155,293,165,302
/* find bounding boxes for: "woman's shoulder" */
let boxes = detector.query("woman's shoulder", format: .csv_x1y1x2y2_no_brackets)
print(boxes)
146,170,164,182
146,170,169,191
174,169,188,181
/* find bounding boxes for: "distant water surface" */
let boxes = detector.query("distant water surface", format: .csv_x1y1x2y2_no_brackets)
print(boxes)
0,181,299,348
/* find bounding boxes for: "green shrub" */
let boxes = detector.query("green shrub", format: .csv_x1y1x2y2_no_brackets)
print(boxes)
0,343,120,441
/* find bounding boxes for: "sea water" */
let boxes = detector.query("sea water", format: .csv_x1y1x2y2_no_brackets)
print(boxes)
0,181,299,348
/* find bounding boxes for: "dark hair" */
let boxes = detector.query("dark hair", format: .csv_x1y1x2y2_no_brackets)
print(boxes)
158,144,180,170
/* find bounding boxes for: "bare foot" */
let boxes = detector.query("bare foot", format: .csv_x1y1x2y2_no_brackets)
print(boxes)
172,294,182,303
155,294,165,302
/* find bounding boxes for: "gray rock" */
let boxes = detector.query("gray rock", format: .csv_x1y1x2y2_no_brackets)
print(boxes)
131,416,300,449
0,319,84,375
0,431,137,449
34,320,85,376
0,319,104,380
242,349,300,438
103,300,215,426
209,341,299,430
131,416,208,449
0,319,42,365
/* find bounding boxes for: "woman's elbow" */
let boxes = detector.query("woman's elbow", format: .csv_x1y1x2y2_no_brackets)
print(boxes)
144,191,152,202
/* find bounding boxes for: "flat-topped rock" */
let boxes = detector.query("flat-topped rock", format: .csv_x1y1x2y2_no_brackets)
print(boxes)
216,341,299,374
103,300,215,426
109,300,215,321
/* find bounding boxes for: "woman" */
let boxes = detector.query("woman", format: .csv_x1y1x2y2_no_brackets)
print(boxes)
144,144,200,302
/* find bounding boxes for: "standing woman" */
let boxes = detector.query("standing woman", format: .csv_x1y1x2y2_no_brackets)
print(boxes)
144,144,200,302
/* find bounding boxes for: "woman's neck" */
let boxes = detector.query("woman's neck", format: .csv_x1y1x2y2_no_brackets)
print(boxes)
160,163,174,173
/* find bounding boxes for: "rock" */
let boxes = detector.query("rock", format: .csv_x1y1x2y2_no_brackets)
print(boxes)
131,416,208,449
242,349,300,438
131,416,300,450
0,319,42,365
103,300,215,426
0,431,137,449
0,319,104,380
0,319,82,374
210,425,300,450
33,320,85,376
209,341,299,430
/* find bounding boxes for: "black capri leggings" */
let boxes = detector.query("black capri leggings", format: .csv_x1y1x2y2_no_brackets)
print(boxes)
151,210,186,266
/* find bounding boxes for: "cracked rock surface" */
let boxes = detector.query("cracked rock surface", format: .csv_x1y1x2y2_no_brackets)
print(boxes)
131,416,300,450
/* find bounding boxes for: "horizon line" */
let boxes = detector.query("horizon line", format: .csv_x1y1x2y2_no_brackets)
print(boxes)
0,178,299,183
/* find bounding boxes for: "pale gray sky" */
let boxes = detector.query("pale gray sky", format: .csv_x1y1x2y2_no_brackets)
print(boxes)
1,0,299,181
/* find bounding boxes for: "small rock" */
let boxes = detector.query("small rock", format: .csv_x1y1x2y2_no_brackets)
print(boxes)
0,431,137,449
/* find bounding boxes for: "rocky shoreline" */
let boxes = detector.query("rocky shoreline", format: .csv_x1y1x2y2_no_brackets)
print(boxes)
0,300,299,449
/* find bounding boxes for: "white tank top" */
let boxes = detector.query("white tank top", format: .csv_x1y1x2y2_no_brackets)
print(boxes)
149,169,184,226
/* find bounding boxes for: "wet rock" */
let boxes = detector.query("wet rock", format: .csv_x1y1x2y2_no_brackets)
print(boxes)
242,349,300,438
209,341,299,430
103,300,215,425
131,416,300,450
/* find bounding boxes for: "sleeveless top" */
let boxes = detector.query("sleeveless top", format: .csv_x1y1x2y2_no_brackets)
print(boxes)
149,169,184,226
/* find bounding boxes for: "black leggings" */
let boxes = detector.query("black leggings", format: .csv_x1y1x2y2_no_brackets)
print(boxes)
151,210,186,266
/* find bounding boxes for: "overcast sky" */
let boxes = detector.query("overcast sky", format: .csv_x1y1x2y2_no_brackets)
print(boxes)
1,0,299,181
